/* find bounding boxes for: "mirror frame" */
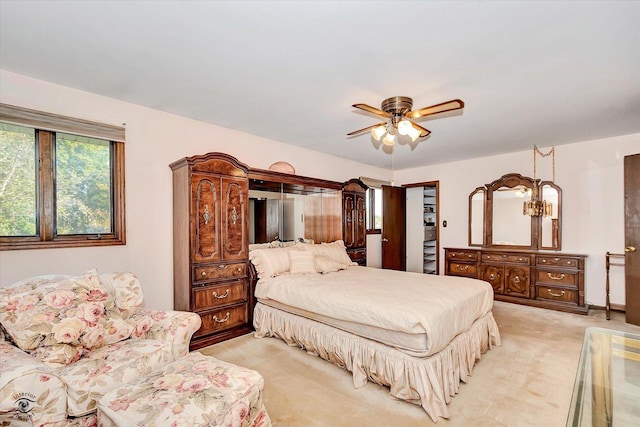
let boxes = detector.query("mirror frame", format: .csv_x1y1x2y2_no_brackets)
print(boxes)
538,180,562,250
468,187,485,247
485,173,537,249
469,173,562,250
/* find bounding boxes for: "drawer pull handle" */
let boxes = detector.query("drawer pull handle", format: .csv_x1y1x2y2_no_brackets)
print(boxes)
553,258,560,262
212,312,230,323
212,289,230,299
518,258,524,262
567,261,572,265
541,259,546,263
489,274,496,280
547,289,565,297
548,273,565,281
451,253,456,257
201,271,207,276
237,267,242,272
217,264,226,269
513,276,520,284
456,265,469,271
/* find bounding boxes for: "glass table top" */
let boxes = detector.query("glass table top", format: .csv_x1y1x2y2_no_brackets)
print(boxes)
567,327,640,427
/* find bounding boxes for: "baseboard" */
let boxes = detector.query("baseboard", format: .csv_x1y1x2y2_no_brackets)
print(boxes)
588,303,625,312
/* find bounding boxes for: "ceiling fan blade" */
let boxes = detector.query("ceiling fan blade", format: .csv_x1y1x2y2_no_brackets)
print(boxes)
406,99,465,119
347,122,387,136
352,103,392,118
411,122,431,138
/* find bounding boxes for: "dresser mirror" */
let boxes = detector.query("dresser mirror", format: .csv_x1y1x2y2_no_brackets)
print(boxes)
248,170,343,244
539,181,562,250
468,187,485,246
469,173,562,250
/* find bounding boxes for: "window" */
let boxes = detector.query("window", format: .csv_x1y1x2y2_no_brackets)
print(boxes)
0,104,125,250
366,187,382,232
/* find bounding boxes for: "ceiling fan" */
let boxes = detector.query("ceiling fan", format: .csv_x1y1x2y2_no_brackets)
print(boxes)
347,96,464,146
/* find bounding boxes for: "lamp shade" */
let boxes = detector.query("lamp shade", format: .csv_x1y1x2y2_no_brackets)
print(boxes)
371,125,386,141
382,131,396,146
407,125,421,142
397,120,412,136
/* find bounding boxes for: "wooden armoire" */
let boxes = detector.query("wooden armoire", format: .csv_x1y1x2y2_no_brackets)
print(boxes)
170,153,252,350
342,179,368,265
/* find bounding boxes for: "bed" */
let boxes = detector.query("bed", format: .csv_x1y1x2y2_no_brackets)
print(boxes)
249,241,501,422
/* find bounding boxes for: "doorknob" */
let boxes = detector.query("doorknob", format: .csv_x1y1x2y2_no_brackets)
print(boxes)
626,246,637,253
381,238,389,243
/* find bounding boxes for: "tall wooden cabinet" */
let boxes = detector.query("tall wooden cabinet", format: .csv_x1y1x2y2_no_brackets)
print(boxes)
170,153,252,350
342,179,367,265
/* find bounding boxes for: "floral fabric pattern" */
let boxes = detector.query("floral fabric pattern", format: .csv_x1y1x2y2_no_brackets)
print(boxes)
97,352,271,427
58,339,174,416
0,342,68,426
0,269,134,366
98,272,144,310
0,271,202,426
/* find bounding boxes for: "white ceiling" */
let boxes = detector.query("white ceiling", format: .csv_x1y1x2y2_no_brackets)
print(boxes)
1,1,639,170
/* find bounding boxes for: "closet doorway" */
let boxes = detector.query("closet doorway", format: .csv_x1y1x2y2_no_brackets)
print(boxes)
405,182,440,275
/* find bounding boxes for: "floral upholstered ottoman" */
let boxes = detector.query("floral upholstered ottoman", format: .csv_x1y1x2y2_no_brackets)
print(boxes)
96,352,271,427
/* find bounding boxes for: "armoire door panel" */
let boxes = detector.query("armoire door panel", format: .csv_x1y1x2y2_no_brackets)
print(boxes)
354,194,366,247
343,194,355,247
192,174,220,263
222,177,248,260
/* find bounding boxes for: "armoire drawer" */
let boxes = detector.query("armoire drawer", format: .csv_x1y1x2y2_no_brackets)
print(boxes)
195,304,248,337
536,270,578,287
537,256,579,268
193,262,246,284
447,250,478,261
347,248,366,261
449,262,477,277
482,253,530,265
193,280,246,311
536,286,578,304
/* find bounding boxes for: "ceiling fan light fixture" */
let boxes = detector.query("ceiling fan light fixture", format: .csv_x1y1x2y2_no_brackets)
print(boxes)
382,131,396,146
407,125,421,142
371,125,386,141
397,119,412,136
348,96,464,147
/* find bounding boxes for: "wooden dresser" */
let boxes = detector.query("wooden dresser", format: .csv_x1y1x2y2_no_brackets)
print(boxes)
171,153,252,350
444,247,587,314
342,179,367,266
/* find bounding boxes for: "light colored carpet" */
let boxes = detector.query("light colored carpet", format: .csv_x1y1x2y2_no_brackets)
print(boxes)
198,302,640,426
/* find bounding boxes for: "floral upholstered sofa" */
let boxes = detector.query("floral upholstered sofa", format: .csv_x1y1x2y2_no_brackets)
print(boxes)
0,269,202,426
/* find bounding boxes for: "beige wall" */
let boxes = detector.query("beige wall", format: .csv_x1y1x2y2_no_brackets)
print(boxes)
0,70,391,309
394,134,640,307
1,70,638,310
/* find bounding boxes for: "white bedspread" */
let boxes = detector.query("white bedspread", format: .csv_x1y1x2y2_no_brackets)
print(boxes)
254,266,494,356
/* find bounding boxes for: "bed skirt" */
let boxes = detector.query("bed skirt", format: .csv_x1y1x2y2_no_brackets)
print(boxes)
253,302,501,422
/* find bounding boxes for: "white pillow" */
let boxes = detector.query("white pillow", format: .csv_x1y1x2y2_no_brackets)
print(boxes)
249,247,298,280
249,240,282,251
318,240,356,267
315,256,345,274
289,250,317,275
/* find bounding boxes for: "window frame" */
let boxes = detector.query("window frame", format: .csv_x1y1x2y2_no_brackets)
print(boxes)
0,107,126,250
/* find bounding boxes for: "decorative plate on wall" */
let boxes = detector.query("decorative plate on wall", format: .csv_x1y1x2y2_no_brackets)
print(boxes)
268,161,295,174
